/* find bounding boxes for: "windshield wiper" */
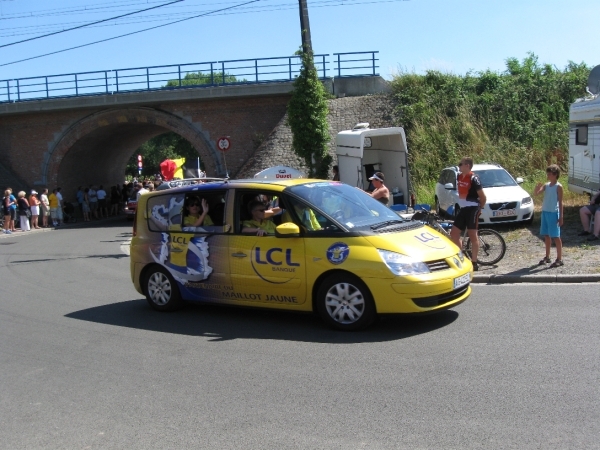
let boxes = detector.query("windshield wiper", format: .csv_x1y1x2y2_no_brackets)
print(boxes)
371,220,404,230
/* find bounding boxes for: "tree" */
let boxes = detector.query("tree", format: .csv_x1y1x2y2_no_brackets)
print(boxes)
165,71,241,88
125,132,203,177
287,51,331,178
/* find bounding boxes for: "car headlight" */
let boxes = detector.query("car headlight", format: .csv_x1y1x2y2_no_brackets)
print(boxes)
458,250,465,263
378,249,431,276
522,196,532,205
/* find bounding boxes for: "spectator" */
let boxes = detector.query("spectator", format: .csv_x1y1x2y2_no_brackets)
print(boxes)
40,188,50,227
3,189,14,234
110,186,120,216
29,190,41,229
332,165,340,181
97,185,107,218
49,188,61,227
366,172,390,206
534,164,564,267
76,186,84,215
136,182,149,201
578,189,600,240
17,191,31,232
82,188,91,222
7,187,17,232
88,185,98,219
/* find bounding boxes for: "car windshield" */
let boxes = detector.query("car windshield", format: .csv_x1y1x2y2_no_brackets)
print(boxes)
286,182,402,229
475,169,518,188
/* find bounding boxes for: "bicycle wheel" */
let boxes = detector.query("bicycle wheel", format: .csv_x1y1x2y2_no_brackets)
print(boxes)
464,229,506,265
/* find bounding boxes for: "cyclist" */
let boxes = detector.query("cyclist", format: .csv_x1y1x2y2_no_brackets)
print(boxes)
450,157,487,271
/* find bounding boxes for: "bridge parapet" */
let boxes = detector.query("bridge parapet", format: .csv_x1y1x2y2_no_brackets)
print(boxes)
0,51,379,104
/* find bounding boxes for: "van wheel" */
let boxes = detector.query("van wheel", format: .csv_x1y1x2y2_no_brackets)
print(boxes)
144,266,183,311
316,273,376,331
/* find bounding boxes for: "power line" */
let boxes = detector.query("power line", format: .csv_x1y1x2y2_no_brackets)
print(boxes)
0,0,262,68
0,0,184,49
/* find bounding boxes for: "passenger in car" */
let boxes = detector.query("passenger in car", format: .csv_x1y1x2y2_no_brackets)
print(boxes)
242,200,276,236
183,196,213,227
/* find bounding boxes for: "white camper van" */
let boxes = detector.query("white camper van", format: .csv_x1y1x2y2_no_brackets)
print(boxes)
568,65,600,196
335,124,411,206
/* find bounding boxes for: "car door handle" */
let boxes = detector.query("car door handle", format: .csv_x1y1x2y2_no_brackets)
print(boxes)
231,252,247,258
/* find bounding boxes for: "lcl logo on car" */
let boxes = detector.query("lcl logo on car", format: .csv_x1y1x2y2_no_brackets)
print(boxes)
414,231,447,249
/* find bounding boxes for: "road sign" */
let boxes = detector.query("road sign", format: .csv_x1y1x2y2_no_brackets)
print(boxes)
217,137,231,152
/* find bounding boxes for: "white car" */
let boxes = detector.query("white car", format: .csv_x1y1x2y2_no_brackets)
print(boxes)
435,163,534,225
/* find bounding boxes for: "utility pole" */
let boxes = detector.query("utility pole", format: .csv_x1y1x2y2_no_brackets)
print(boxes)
298,0,313,54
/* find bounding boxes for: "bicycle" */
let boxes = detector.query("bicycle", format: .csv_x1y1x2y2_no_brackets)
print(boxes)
412,209,506,265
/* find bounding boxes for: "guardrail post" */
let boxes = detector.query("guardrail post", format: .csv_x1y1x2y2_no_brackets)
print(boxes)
75,74,79,96
221,62,225,84
321,54,326,78
45,76,49,98
105,71,109,93
16,79,20,101
337,54,341,77
210,63,214,85
372,52,376,75
255,59,258,83
6,80,10,102
146,68,150,90
288,57,292,80
115,71,119,92
178,66,182,87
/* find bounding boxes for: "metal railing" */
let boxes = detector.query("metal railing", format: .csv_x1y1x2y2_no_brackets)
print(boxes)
0,51,378,103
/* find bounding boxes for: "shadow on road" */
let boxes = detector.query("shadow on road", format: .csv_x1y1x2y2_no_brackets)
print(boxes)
65,299,459,343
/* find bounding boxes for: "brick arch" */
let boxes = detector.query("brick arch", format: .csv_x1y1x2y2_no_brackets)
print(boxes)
45,107,223,193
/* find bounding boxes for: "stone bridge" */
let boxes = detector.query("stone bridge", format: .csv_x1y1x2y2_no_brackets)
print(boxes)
0,76,390,197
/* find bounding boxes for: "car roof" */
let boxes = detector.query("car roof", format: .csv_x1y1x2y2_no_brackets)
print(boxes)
141,178,333,197
444,163,507,172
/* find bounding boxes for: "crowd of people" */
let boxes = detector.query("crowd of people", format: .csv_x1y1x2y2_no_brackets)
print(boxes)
1,180,167,234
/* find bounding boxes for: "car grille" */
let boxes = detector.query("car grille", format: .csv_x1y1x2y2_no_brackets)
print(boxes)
412,286,469,308
489,201,518,211
489,216,520,222
426,259,450,272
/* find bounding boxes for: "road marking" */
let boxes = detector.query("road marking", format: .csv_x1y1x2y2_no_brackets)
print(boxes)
120,238,131,256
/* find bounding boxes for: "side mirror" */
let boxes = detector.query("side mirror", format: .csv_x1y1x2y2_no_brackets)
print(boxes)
516,177,524,184
275,222,300,237
444,183,455,190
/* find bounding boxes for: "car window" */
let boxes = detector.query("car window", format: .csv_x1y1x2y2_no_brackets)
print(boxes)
235,190,285,234
147,192,185,232
475,169,518,188
286,182,401,230
282,196,339,233
181,190,227,232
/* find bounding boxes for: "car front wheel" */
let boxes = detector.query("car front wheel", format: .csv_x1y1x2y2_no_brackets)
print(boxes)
316,273,376,331
144,266,183,311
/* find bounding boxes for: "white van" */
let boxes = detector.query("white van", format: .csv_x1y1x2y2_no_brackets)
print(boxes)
335,124,411,207
568,65,600,196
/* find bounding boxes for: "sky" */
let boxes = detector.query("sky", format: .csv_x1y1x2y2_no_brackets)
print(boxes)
0,0,596,84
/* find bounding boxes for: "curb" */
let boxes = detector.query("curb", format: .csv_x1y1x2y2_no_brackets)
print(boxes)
472,273,600,284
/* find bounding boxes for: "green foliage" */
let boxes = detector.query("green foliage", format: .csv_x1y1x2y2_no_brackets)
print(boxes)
287,51,332,178
125,132,203,177
165,71,241,87
390,53,590,196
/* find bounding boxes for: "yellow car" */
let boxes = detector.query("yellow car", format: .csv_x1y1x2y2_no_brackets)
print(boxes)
130,179,472,330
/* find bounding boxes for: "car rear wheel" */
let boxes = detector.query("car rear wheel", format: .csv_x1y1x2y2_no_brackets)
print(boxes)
316,273,376,331
435,197,441,216
144,266,183,311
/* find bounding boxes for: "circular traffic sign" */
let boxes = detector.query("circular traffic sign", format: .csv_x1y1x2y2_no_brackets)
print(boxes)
217,137,231,152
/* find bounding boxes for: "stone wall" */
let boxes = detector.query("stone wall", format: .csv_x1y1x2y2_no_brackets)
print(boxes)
235,94,395,179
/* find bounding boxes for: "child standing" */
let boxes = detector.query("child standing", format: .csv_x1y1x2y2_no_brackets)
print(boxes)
534,164,564,268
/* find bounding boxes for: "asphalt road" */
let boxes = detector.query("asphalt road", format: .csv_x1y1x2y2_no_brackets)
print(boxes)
1,222,599,449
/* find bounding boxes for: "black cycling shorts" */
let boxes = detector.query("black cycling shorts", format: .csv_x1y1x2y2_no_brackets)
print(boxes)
454,206,480,231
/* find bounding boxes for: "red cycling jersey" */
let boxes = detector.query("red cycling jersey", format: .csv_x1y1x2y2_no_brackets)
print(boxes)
457,172,482,206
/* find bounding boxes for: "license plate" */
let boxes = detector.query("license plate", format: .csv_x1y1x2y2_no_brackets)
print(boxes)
453,273,470,290
493,209,516,217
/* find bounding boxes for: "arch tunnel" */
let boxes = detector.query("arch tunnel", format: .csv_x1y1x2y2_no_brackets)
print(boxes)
47,107,222,198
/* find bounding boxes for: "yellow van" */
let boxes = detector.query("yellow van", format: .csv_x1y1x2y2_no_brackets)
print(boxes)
130,179,471,330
